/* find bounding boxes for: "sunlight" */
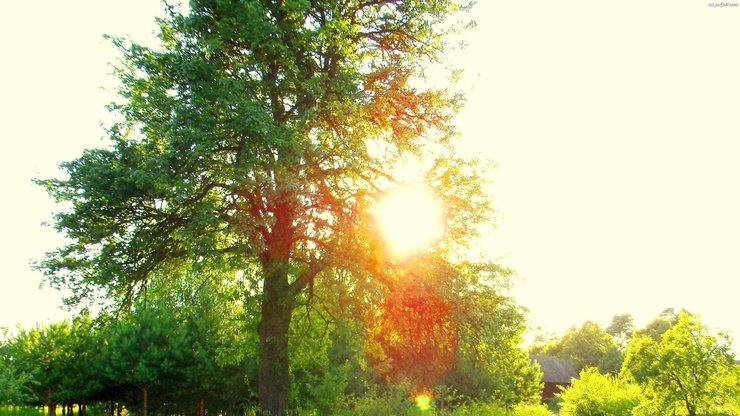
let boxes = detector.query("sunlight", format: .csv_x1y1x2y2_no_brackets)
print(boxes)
374,184,444,257
414,393,433,411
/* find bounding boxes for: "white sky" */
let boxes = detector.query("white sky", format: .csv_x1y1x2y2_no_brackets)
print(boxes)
1,1,738,351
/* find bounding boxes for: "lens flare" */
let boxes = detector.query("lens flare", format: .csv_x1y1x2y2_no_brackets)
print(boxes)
414,393,432,411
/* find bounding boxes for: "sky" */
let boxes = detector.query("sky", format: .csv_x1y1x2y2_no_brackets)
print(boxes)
1,1,739,349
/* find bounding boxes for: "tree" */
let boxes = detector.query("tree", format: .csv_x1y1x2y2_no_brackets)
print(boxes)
151,270,256,416
0,335,33,405
37,1,484,414
531,321,617,373
441,270,543,407
606,313,633,346
633,313,677,342
102,303,191,416
56,315,105,416
10,322,76,416
621,311,740,416
558,368,643,416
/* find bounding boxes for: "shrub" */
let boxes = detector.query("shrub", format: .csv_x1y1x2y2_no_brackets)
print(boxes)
559,368,643,416
513,403,554,416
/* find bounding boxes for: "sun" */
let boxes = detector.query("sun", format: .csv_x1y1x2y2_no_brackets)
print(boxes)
374,184,444,257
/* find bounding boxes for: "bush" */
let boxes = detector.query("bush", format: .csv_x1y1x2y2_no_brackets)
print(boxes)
332,389,420,416
512,403,554,416
559,368,643,416
444,402,508,416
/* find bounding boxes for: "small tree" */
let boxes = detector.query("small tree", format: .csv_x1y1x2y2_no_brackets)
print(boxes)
10,322,74,416
55,314,107,416
0,336,33,405
103,303,191,416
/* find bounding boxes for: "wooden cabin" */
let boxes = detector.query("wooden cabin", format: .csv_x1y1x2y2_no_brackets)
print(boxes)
531,355,578,401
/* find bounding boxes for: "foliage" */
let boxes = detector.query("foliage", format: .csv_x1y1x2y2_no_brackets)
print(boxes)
606,313,633,347
334,388,419,416
633,316,673,342
597,345,624,375
102,302,191,416
8,321,73,411
511,403,553,416
0,338,33,404
621,311,740,416
36,1,490,413
57,314,105,408
432,264,542,407
530,321,617,373
148,270,257,415
367,281,458,389
558,368,643,416
329,389,552,416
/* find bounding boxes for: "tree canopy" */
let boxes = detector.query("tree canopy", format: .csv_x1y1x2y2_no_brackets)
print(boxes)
621,311,740,416
530,321,617,373
35,1,513,414
558,368,643,416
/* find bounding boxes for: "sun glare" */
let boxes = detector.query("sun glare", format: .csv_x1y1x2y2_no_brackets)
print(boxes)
414,393,433,411
374,185,444,257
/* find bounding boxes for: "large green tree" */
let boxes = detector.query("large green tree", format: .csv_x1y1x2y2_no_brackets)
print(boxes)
621,311,740,416
37,1,486,414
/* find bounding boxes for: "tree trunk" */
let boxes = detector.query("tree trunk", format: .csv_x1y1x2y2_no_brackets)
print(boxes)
142,387,149,416
257,263,294,416
46,388,56,416
198,397,205,416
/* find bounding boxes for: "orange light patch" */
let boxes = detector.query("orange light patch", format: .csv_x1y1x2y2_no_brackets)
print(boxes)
366,283,458,389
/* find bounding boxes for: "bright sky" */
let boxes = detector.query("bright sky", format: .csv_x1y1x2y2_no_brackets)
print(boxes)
1,1,738,351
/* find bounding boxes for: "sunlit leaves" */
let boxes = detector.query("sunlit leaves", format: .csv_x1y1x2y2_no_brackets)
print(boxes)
558,368,643,416
620,312,740,415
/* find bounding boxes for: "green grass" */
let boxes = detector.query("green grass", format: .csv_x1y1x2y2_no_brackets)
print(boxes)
0,406,45,416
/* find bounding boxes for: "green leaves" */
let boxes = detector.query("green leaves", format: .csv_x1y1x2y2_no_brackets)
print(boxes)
35,1,502,413
103,302,192,397
558,368,643,416
531,321,618,373
620,312,740,415
39,0,480,308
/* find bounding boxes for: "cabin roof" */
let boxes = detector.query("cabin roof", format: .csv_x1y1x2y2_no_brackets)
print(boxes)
531,355,578,384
